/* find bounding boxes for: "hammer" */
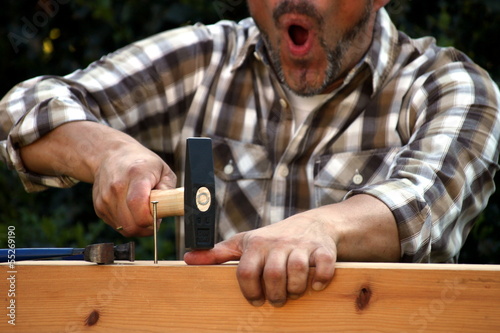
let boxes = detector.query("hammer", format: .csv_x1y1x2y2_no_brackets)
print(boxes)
149,137,216,250
0,242,135,264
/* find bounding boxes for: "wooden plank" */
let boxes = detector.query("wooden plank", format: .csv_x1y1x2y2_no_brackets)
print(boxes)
1,261,499,332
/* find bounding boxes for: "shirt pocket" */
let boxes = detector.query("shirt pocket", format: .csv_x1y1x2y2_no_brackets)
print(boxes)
313,147,400,206
209,135,273,236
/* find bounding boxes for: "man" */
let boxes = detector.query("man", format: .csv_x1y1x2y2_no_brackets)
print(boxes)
1,0,499,308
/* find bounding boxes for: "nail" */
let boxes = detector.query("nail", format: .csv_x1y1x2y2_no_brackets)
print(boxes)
152,201,159,264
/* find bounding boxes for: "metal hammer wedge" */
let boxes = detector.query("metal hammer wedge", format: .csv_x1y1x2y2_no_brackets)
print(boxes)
149,137,216,250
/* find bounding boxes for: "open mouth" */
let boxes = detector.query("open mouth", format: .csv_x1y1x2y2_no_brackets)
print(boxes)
279,15,316,57
288,25,309,46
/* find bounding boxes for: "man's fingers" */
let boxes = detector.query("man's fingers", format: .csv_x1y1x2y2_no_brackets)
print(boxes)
237,251,266,307
310,246,336,291
286,249,310,299
155,165,178,190
126,177,157,229
263,250,289,306
93,178,154,237
125,159,175,229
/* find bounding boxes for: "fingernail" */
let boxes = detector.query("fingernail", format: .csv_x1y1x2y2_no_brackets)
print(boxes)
312,282,326,291
270,301,285,308
288,294,301,300
251,299,265,307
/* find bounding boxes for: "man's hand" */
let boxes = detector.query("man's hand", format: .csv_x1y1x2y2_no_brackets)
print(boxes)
184,194,401,307
20,121,177,236
185,213,338,307
91,142,176,236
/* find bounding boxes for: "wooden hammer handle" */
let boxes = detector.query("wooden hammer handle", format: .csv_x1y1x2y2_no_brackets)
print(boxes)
150,187,184,217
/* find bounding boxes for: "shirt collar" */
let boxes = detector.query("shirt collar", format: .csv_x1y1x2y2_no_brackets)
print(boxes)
362,8,400,97
336,8,400,97
231,19,262,71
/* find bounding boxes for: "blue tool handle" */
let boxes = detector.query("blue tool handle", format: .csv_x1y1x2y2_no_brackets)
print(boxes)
0,248,84,262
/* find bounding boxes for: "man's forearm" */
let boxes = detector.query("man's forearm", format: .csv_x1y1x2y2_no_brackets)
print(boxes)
19,121,140,183
307,194,401,262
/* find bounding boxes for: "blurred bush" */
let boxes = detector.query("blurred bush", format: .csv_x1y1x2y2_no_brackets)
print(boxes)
0,0,498,262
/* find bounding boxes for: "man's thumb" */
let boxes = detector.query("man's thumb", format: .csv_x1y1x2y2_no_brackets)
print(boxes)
183,234,244,265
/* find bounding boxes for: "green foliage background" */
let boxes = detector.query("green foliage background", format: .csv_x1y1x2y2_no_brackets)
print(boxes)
1,0,499,262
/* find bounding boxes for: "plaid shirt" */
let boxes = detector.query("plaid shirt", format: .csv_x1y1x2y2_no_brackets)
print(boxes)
1,9,499,262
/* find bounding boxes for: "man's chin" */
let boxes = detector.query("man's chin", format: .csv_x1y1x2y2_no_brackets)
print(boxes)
284,77,327,96
282,63,334,95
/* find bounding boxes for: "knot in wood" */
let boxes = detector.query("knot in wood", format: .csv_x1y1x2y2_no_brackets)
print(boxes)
85,309,100,326
355,286,372,311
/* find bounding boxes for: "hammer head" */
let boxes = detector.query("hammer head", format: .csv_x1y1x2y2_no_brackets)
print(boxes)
184,138,216,250
84,242,135,264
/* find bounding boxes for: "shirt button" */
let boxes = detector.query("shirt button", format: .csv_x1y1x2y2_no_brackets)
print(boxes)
279,98,288,109
224,162,234,175
352,171,363,185
278,165,289,178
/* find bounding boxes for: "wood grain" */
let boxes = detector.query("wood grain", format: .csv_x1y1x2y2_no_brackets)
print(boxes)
1,261,499,332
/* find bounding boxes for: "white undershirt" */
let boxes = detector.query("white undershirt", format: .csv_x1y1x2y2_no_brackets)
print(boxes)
284,87,333,132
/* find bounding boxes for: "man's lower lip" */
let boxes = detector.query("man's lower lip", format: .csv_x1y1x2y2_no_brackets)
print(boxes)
287,38,313,57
